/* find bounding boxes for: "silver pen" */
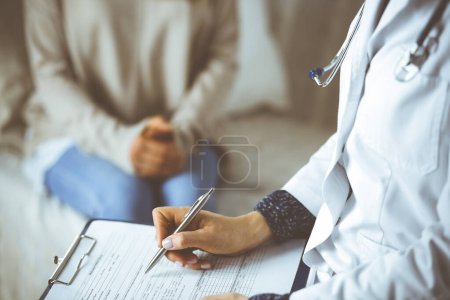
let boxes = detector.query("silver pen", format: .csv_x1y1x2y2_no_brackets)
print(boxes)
145,188,215,274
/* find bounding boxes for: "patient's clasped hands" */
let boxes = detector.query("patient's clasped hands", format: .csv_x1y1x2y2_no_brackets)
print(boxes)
130,115,185,178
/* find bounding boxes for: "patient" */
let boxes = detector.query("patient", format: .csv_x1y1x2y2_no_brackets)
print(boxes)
22,0,238,224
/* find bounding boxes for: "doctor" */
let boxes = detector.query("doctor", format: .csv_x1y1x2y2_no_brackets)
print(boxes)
153,0,450,299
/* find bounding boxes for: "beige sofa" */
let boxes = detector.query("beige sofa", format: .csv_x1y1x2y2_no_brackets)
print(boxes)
0,0,360,299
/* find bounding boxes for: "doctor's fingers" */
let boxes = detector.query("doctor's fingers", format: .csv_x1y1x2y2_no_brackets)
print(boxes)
165,249,211,270
202,293,248,300
153,207,191,246
162,229,211,252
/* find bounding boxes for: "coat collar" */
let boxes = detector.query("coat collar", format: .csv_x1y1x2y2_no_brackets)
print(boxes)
304,0,391,253
344,0,389,110
334,0,389,158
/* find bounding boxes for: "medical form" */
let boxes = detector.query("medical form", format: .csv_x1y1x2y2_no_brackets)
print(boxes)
42,220,306,299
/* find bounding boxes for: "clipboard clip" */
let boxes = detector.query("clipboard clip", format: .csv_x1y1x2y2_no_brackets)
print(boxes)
49,235,97,286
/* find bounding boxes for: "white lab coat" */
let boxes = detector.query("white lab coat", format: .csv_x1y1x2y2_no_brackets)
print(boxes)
284,1,450,298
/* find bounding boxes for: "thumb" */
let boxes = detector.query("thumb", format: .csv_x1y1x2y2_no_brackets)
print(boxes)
162,230,207,251
150,117,173,132
152,122,172,134
145,122,174,141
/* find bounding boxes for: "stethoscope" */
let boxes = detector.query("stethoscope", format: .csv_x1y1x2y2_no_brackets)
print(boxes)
309,0,448,87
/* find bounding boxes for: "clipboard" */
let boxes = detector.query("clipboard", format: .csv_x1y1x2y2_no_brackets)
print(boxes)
40,220,97,300
40,219,311,299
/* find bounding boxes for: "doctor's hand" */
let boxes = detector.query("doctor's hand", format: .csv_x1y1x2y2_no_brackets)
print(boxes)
201,293,248,300
130,116,185,178
152,207,273,270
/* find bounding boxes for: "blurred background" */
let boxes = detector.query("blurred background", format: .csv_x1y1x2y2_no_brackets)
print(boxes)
0,0,360,299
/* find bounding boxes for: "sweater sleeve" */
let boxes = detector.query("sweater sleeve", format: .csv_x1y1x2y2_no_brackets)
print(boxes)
24,0,147,174
170,0,239,155
255,190,316,243
248,191,315,300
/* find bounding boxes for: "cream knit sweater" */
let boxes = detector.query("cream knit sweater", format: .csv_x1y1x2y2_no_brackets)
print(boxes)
24,0,238,173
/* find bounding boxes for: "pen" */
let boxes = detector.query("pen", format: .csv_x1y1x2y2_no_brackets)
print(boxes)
144,187,215,274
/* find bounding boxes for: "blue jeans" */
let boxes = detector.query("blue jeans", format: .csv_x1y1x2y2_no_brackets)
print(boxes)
44,146,218,224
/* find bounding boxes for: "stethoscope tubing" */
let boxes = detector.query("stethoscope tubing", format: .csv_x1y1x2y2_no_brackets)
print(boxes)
311,2,365,88
310,0,449,87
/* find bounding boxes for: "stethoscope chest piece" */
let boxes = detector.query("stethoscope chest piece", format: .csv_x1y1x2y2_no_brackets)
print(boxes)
395,46,421,82
395,36,439,82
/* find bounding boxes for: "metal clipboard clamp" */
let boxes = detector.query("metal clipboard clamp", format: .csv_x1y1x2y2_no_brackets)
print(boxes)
48,234,97,286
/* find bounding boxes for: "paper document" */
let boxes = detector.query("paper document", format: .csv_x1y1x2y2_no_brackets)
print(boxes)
46,220,305,299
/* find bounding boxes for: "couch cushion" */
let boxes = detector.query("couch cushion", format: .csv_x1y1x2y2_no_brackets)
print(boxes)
0,151,86,300
0,0,32,153
216,112,333,215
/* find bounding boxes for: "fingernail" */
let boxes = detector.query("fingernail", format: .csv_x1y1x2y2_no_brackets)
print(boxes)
187,258,198,265
175,261,184,267
162,238,173,249
200,263,211,270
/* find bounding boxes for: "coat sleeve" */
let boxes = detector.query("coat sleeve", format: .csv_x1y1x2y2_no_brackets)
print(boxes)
282,133,337,216
290,153,450,299
170,0,239,154
24,0,147,174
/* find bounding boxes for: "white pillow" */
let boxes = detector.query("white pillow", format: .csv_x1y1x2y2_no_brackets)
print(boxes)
225,0,290,116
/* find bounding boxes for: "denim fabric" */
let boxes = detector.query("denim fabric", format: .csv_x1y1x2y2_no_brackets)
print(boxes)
44,146,218,224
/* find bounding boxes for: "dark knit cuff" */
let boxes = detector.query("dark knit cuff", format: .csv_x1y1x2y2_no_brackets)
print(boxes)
249,293,290,300
255,190,316,242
